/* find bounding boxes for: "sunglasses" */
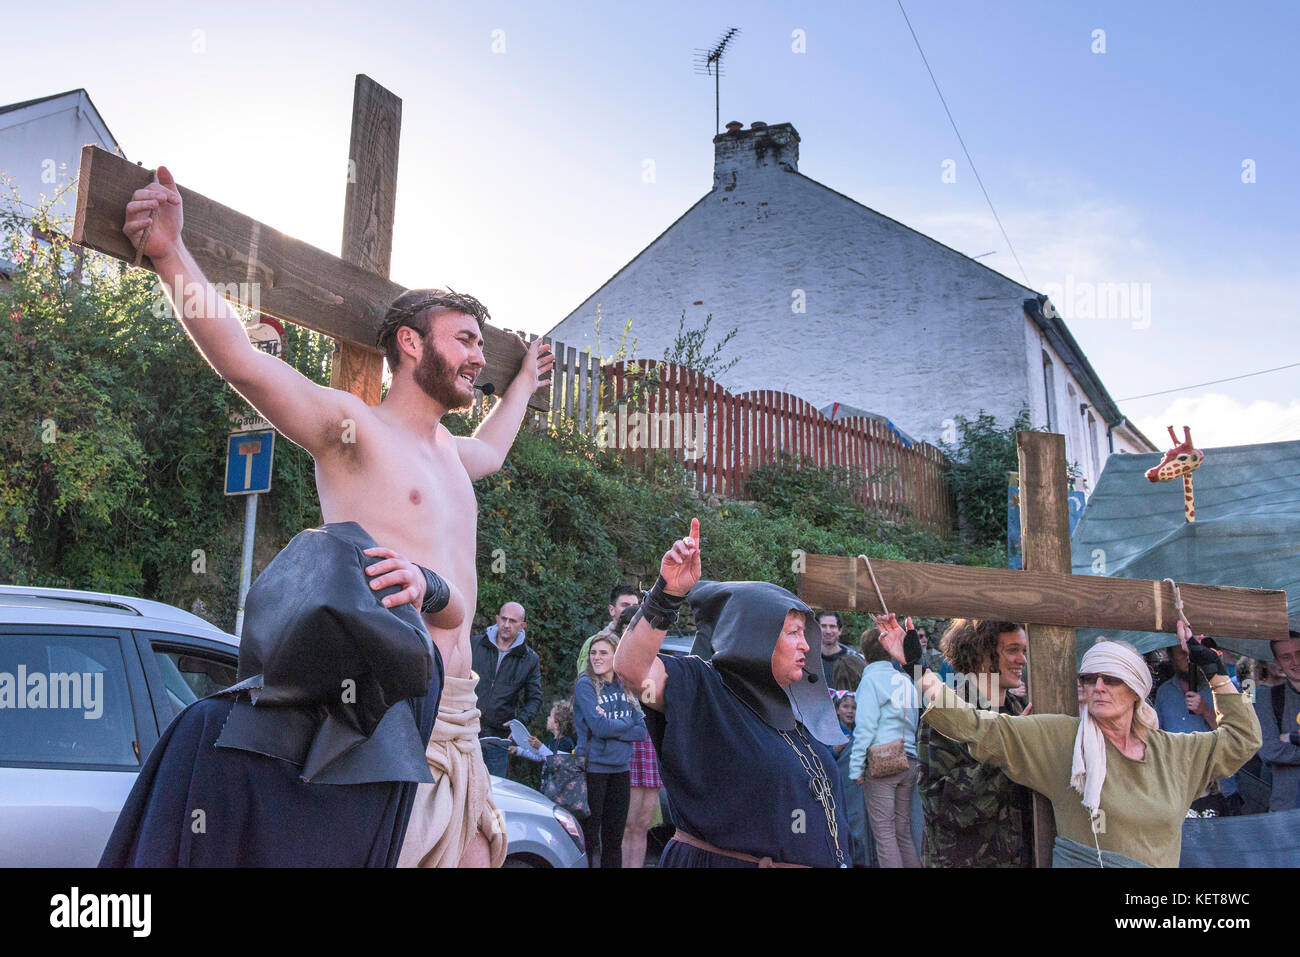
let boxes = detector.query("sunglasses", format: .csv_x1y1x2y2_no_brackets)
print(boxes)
1078,673,1125,687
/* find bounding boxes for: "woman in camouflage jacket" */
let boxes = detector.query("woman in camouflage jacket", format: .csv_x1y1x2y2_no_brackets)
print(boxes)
918,620,1034,868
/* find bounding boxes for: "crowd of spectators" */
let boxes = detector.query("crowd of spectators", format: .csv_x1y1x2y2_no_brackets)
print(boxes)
473,582,1296,867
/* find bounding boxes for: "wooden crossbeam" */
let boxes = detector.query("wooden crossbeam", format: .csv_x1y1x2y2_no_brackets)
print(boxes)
71,143,546,411
798,554,1289,642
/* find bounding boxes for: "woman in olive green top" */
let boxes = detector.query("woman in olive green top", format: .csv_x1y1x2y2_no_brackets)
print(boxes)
877,616,1260,868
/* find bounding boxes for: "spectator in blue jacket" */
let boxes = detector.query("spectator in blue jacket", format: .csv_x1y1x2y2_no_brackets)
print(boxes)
508,699,578,762
1154,636,1241,814
574,634,646,867
850,626,921,868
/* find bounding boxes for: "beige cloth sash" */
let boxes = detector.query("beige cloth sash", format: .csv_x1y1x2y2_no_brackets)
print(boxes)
397,672,508,868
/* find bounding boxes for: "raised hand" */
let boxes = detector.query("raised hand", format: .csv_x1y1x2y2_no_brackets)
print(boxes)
874,614,920,668
874,612,907,665
122,166,184,264
660,518,702,597
1179,620,1227,678
518,337,555,394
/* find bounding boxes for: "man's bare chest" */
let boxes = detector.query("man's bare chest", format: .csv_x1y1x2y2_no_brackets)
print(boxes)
316,434,478,566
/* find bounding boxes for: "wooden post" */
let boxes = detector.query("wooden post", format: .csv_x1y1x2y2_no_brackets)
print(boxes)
1016,430,1076,867
331,75,399,405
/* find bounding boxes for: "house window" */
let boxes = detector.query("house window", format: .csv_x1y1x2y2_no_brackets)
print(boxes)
1042,352,1057,432
1087,410,1100,477
1066,383,1079,463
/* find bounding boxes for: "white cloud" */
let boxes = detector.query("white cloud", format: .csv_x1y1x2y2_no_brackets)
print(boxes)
1136,394,1300,449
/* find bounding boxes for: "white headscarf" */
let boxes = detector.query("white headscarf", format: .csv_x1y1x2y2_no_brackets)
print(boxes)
1070,640,1158,814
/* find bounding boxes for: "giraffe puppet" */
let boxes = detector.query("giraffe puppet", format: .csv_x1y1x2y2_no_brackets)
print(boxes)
1145,425,1204,522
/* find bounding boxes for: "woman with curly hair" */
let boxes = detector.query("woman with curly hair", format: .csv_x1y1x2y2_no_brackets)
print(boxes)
918,619,1033,868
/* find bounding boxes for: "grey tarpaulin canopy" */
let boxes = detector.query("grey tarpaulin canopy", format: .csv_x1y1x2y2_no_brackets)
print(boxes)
1069,439,1300,662
1180,807,1300,866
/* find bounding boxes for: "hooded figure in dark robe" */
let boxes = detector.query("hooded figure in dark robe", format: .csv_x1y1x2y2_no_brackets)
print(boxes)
100,522,443,867
644,579,854,867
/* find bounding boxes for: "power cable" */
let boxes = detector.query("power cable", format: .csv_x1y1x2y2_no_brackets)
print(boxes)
1117,361,1300,401
896,0,1031,287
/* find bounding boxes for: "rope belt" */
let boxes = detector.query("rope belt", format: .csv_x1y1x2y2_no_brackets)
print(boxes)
670,829,809,868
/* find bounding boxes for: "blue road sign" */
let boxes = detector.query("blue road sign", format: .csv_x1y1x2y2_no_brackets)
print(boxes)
225,429,275,496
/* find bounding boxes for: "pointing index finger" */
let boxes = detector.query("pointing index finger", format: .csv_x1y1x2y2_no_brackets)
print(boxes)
688,518,700,546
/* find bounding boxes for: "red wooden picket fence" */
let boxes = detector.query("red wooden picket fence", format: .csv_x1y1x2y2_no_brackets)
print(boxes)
595,360,956,533
511,339,955,532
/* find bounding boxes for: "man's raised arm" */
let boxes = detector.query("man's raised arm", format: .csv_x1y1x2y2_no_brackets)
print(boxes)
124,167,361,457
614,519,701,713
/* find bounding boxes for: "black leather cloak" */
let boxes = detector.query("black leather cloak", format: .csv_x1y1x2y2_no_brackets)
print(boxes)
99,521,443,867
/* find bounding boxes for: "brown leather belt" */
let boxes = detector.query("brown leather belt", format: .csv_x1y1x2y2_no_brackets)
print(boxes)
670,829,809,868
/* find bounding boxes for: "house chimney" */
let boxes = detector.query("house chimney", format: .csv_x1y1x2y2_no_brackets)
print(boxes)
713,122,799,187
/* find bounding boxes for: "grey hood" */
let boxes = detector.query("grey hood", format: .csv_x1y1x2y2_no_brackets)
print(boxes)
687,580,846,746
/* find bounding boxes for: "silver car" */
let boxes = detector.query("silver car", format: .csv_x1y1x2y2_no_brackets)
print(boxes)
0,584,586,867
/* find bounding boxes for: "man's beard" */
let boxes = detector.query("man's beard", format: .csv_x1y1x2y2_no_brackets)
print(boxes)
413,344,473,411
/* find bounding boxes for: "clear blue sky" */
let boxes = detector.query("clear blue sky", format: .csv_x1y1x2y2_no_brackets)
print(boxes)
6,0,1298,445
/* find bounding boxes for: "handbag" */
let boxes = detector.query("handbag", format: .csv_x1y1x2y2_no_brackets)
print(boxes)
541,752,590,818
867,737,909,778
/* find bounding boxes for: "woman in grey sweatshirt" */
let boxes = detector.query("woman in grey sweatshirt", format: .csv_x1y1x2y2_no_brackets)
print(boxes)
574,634,647,867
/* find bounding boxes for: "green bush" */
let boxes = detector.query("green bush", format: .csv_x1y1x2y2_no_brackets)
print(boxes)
0,193,334,622
939,409,1029,548
937,409,1081,549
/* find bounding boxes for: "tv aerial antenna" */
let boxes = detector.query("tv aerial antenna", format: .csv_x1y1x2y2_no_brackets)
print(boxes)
694,27,740,135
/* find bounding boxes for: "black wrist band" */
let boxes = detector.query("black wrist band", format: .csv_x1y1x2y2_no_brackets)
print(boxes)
416,565,450,615
639,576,685,632
903,629,924,672
1189,642,1227,679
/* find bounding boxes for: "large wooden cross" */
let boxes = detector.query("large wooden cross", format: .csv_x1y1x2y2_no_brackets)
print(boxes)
799,430,1289,866
69,74,544,411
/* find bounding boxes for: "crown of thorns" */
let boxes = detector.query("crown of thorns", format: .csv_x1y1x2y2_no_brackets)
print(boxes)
375,289,491,349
